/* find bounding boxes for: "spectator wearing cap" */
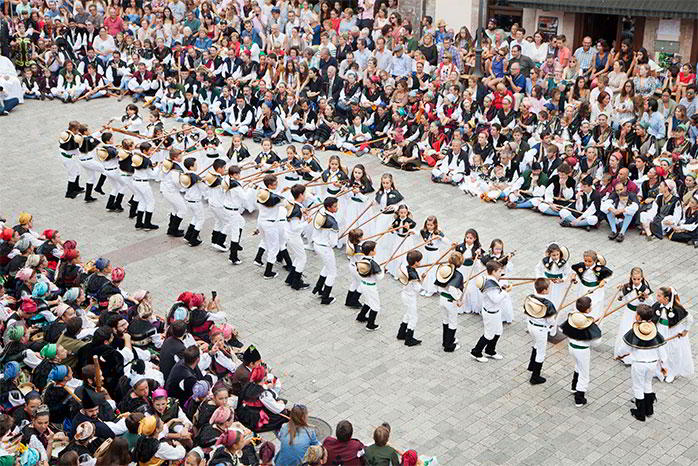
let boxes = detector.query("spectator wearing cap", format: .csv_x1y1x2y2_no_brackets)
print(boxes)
323,420,364,466
389,44,412,79
230,344,261,397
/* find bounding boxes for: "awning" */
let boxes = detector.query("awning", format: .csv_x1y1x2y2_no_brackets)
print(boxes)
506,0,698,19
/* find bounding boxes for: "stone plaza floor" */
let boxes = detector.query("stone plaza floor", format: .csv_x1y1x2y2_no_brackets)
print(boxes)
2,99,697,465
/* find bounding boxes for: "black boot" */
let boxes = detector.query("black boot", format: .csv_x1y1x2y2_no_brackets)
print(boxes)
183,224,194,242
135,211,145,229
312,275,326,295
645,393,655,417
441,324,448,347
167,215,185,237
129,200,139,219
279,249,293,270
345,290,356,307
106,194,116,210
471,336,488,358
112,193,125,212
74,176,85,193
484,335,501,357
187,227,202,246
356,304,369,322
84,183,97,202
444,328,458,352
95,174,107,194
396,322,408,340
571,372,579,393
574,391,587,407
320,286,335,305
404,329,422,347
263,262,277,279
253,247,265,266
366,310,379,330
229,241,241,265
351,291,363,308
630,398,646,421
527,348,537,371
530,361,546,385
219,232,228,249
143,212,159,230
292,270,310,290
285,267,295,285
65,181,78,198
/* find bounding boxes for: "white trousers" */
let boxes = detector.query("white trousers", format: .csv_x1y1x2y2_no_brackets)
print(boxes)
286,233,307,272
162,190,189,218
360,283,381,312
569,345,591,392
77,157,105,184
210,205,228,232
482,309,503,339
440,299,458,330
401,292,418,329
259,219,281,261
631,361,656,399
60,153,80,182
527,323,549,363
187,200,206,229
313,243,336,286
224,208,245,238
131,179,155,212
104,169,127,196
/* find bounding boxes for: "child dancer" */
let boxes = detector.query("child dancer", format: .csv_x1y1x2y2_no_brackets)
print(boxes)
284,184,310,290
560,297,602,407
523,279,557,384
419,216,450,297
613,268,654,363
534,243,571,310
470,260,509,362
397,250,423,347
481,239,514,323
312,197,340,305
455,228,484,314
344,164,375,236
652,287,694,383
344,229,365,309
434,252,464,352
571,250,613,321
356,241,384,331
224,166,248,265
373,174,404,265
387,205,416,279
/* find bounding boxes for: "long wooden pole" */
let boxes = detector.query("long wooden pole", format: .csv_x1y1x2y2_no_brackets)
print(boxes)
338,202,375,239
558,285,602,312
420,244,458,279
93,356,102,393
596,294,641,323
380,234,416,266
361,225,401,241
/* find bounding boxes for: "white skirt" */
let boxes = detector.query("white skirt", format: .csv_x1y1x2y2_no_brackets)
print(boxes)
657,320,695,379
374,214,396,264
386,234,415,278
613,307,636,359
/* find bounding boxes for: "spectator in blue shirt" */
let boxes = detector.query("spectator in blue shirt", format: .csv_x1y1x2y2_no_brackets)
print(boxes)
193,29,212,51
274,405,318,466
641,97,666,142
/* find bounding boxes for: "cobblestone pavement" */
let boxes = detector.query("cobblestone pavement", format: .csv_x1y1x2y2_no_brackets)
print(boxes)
2,100,698,465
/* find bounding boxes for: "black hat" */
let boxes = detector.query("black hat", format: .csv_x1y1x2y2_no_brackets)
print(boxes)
82,389,99,409
531,162,542,171
581,175,594,186
242,345,261,365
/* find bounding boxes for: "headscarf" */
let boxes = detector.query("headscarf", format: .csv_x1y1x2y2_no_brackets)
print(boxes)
6,325,24,341
0,228,13,242
31,282,48,298
40,343,57,359
20,298,37,314
402,450,418,466
108,294,125,312
42,229,56,240
63,287,80,303
16,268,34,282
152,388,168,400
138,415,158,436
210,406,232,425
61,249,79,261
192,380,210,399
48,365,69,382
18,212,32,226
111,267,125,282
54,303,72,318
63,239,77,250
19,447,40,466
188,293,204,309
215,429,241,448
3,362,20,380
94,257,110,271
25,254,40,268
15,238,31,253
250,365,267,383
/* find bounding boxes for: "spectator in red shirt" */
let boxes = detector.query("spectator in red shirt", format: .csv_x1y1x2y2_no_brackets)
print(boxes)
103,7,124,36
322,420,365,466
610,167,639,194
492,82,513,110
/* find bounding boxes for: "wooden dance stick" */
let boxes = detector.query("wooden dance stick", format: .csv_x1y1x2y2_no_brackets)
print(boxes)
511,280,536,288
338,202,375,239
558,277,576,309
420,245,458,279
353,209,389,232
380,234,422,266
558,285,602,312
361,225,401,241
595,295,642,323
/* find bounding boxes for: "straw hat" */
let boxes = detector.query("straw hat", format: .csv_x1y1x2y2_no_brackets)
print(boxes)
179,173,195,188
161,158,174,173
568,312,594,330
436,264,454,281
523,295,548,318
73,134,84,146
257,188,271,204
204,172,220,187
357,259,372,277
398,263,410,285
632,321,657,341
313,211,327,229
58,131,72,144
559,245,570,262
596,254,607,267
131,153,144,168
474,274,486,291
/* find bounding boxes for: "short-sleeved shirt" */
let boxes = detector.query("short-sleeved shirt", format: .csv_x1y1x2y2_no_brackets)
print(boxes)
363,444,400,466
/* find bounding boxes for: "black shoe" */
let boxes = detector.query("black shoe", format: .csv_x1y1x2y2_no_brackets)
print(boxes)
84,183,98,202
112,193,125,212
630,398,646,421
129,200,139,219
571,372,579,393
74,177,84,193
106,194,116,211
253,247,265,266
135,211,145,229
263,262,277,279
366,310,379,330
65,181,78,199
529,361,546,385
312,275,326,295
142,212,159,230
404,329,422,347
285,267,295,285
645,393,655,417
94,174,107,194
188,227,202,246
608,231,618,240
320,286,334,304
356,304,369,322
396,322,408,340
442,323,448,347
167,215,186,237
229,241,242,265
616,233,625,243
574,391,587,407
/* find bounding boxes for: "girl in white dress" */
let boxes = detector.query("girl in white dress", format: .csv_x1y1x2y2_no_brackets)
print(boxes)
373,174,404,265
386,205,416,279
320,155,349,247
614,267,655,363
653,287,694,383
534,243,571,312
343,164,375,237
455,228,485,314
419,216,451,297
482,239,514,323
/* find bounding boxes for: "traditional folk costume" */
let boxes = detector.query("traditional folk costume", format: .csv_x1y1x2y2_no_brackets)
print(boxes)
76,131,107,203
419,230,449,297
455,242,484,314
373,188,404,264
571,257,613,321
355,256,384,331
224,177,248,265
534,246,570,310
158,158,187,237
311,208,340,305
523,294,557,384
652,296,694,382
256,187,286,278
181,170,207,246
131,152,159,230
344,242,364,309
284,199,310,290
434,263,463,353
98,144,128,213
561,311,602,407
58,128,83,199
386,215,416,279
397,264,422,346
614,282,655,362
623,321,667,421
470,275,505,362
